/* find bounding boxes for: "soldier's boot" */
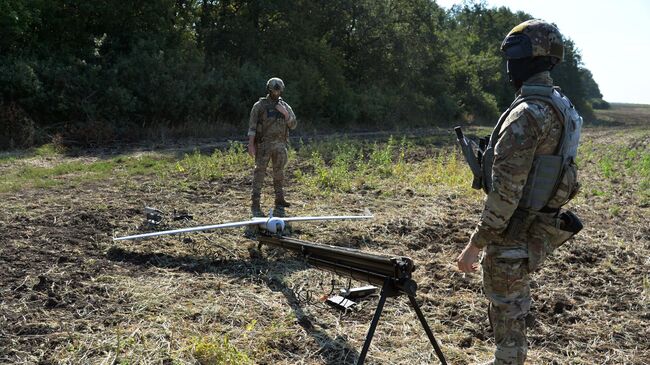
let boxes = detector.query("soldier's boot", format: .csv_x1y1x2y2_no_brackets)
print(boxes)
275,198,291,208
251,194,263,217
273,183,291,208
272,205,285,218
273,187,289,217
281,222,293,236
246,194,262,238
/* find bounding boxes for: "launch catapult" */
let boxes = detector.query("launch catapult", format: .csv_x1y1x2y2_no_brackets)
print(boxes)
114,211,447,365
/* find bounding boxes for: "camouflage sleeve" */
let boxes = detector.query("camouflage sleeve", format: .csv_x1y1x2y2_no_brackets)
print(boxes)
247,101,261,137
283,101,297,130
470,103,545,248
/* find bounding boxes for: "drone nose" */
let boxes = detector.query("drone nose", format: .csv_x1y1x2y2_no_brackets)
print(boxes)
264,217,285,233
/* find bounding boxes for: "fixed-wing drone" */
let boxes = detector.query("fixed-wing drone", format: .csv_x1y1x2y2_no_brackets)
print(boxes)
113,210,373,241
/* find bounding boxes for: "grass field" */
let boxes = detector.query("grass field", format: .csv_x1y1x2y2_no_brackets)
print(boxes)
1,104,648,364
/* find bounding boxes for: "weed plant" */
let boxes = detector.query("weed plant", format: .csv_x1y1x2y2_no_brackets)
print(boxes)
190,336,252,365
175,141,252,181
295,136,480,200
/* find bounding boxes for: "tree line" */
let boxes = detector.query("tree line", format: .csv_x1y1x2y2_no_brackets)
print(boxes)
0,0,607,149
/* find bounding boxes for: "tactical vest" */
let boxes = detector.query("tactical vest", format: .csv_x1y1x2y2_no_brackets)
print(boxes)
255,97,289,144
481,84,582,212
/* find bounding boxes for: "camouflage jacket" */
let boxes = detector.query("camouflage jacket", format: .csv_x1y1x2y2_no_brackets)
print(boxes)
470,71,564,249
247,96,297,144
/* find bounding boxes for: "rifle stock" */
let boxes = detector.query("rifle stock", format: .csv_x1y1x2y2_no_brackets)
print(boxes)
454,126,483,190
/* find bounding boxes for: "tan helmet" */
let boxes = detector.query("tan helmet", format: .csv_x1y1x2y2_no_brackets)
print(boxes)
266,77,285,92
501,19,564,63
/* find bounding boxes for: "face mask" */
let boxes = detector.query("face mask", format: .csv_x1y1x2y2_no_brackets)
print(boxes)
506,58,531,90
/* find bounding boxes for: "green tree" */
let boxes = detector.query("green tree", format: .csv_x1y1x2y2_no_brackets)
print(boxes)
0,0,608,149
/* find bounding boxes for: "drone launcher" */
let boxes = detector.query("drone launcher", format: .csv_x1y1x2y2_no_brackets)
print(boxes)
257,235,447,364
257,235,417,295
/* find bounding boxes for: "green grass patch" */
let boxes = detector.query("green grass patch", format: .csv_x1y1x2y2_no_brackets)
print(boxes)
176,141,252,181
190,336,252,365
294,136,482,199
577,133,650,205
608,204,621,217
34,143,65,157
0,154,175,193
0,154,17,164
295,136,414,193
0,142,65,164
413,149,478,194
590,188,607,197
598,155,616,179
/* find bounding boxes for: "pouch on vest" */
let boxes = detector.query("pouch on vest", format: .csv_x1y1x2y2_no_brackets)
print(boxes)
546,160,580,208
504,208,537,241
519,155,563,211
526,210,583,272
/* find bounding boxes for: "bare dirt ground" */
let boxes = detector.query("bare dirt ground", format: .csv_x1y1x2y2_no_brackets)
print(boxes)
1,104,649,364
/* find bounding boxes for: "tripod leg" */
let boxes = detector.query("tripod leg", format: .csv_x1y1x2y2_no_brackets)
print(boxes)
408,295,447,365
356,290,388,365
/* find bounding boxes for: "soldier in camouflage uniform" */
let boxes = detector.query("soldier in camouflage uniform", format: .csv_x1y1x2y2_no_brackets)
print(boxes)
457,20,583,365
247,77,297,217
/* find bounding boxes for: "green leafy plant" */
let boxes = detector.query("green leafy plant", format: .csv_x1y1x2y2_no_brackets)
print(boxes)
191,336,252,365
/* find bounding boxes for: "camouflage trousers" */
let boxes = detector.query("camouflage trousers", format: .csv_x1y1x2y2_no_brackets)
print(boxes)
252,142,288,211
482,249,531,365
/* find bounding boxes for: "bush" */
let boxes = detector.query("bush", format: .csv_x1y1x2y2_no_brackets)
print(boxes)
591,98,610,110
0,101,35,150
0,58,41,99
62,120,117,147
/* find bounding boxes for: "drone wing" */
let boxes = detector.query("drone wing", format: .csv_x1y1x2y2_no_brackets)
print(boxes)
281,215,374,223
113,213,374,241
113,217,267,241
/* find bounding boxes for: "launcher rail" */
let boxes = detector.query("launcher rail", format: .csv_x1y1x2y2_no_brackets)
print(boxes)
257,234,447,365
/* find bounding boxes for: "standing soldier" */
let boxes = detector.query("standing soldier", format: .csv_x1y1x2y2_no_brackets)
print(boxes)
247,77,297,218
456,20,583,365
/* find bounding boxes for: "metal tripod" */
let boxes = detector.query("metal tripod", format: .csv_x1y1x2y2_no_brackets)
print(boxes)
356,278,447,365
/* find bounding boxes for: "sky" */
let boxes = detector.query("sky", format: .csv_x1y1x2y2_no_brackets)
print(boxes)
436,0,650,104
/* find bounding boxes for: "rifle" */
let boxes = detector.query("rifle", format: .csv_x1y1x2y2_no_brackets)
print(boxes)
454,126,485,190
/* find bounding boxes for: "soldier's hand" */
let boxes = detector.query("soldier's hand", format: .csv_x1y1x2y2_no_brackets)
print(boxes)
456,242,481,273
248,143,256,158
275,103,289,119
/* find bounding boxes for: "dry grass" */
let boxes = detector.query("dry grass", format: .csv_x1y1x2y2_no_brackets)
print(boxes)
1,104,649,364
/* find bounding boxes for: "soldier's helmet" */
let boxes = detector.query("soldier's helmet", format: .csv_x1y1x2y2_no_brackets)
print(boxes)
501,19,564,64
266,77,285,92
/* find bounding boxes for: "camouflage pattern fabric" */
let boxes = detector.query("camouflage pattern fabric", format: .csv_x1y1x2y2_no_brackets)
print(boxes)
252,142,289,210
248,96,297,216
526,213,576,272
470,71,568,365
482,253,530,365
470,71,563,249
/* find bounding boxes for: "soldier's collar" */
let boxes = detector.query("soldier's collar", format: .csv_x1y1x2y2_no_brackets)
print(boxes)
523,71,553,86
516,71,554,96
